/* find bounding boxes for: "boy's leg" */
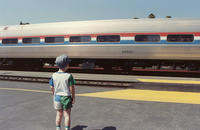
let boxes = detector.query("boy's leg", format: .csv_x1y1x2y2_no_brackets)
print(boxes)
56,109,63,130
64,109,71,130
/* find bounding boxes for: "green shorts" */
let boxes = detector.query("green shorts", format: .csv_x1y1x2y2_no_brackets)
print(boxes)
54,95,73,110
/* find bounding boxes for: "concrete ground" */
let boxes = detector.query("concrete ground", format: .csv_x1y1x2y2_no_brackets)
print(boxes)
1,80,200,130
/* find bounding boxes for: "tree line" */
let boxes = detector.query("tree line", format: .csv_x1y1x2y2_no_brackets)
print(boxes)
133,13,172,19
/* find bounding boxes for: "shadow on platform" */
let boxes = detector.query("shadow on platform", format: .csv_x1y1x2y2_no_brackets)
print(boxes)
72,125,87,130
102,126,116,130
71,125,116,130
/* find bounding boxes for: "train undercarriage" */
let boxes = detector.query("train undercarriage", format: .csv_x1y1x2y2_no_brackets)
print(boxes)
1,58,200,72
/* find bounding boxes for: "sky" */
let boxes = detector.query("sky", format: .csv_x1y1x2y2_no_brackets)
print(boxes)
0,0,200,26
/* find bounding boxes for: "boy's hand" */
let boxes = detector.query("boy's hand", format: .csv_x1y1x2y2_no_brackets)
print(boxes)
50,86,54,95
70,85,75,104
72,98,75,104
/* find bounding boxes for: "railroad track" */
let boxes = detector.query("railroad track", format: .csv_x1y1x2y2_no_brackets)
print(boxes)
1,70,200,88
0,72,134,87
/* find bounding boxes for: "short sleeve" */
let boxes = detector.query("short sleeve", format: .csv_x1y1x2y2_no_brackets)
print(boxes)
49,77,54,87
68,74,76,86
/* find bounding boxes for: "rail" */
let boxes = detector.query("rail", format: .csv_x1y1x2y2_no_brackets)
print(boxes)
1,70,200,87
0,74,134,87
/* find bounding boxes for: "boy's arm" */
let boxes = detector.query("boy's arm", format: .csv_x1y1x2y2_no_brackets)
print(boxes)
49,76,54,95
70,85,75,104
50,86,54,95
69,74,76,104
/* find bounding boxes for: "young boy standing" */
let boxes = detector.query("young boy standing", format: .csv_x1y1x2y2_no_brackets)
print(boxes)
49,55,76,130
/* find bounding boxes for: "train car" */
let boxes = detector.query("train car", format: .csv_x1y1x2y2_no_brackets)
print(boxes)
0,18,200,70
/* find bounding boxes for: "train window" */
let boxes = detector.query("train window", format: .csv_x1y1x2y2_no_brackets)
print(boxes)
97,35,120,42
45,36,64,43
22,37,40,44
167,34,194,42
135,35,160,42
70,36,91,43
2,38,18,44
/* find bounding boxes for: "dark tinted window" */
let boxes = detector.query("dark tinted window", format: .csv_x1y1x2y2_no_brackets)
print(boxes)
23,37,40,44
70,36,91,43
167,34,194,42
97,35,120,42
135,35,160,42
45,36,64,43
2,38,18,44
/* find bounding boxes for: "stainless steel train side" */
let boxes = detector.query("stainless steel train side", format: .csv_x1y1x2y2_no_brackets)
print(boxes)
0,19,200,70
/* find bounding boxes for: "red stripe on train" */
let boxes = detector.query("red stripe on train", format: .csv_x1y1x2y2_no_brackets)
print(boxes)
0,32,200,39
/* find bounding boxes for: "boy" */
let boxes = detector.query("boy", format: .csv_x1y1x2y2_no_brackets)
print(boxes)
49,55,75,130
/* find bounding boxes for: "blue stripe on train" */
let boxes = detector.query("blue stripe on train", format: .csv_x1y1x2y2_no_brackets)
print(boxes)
0,40,199,46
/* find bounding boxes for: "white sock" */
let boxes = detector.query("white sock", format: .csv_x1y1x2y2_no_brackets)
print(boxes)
65,126,70,130
56,126,61,130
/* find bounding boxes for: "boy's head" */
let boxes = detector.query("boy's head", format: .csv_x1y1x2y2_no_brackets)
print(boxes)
55,55,71,69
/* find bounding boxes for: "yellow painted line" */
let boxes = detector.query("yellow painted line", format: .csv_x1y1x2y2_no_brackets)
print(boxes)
138,78,200,85
78,89,200,104
0,87,51,93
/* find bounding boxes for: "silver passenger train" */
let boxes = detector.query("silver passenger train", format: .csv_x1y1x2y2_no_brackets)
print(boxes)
0,18,200,70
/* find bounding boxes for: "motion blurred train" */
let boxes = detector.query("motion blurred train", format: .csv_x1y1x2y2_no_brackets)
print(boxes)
0,18,200,70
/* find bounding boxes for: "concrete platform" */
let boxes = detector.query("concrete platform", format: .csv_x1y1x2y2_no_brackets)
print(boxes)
1,81,200,130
